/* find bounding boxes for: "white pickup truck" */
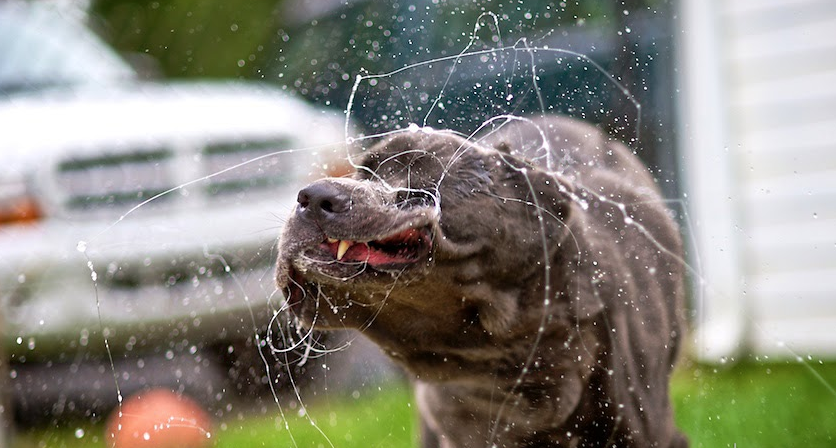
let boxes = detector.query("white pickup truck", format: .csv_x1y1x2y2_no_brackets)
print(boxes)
0,2,347,422
1,81,344,359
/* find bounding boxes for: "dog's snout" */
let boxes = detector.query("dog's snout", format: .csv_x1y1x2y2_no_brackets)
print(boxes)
297,180,351,219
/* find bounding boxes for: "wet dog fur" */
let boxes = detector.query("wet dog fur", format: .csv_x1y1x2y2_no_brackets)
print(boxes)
276,116,688,447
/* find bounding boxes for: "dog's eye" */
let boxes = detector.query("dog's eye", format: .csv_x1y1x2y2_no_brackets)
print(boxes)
395,189,435,209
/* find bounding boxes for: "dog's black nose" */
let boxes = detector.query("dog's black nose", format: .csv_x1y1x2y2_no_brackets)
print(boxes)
297,180,350,219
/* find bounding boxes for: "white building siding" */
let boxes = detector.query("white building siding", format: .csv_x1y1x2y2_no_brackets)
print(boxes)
679,0,836,359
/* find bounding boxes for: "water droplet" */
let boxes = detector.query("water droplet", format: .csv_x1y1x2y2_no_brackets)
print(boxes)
74,428,85,438
407,123,420,133
76,240,87,253
812,212,818,219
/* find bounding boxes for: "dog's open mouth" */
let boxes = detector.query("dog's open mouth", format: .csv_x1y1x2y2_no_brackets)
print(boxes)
281,225,433,317
321,226,433,267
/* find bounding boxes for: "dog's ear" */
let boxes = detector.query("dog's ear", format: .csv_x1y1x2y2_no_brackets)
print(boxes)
460,283,519,336
487,149,577,250
494,141,512,154
502,156,575,226
522,167,575,224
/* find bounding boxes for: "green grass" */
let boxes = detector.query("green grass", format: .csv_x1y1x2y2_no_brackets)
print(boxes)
13,361,836,448
11,387,417,448
672,360,836,447
212,387,417,448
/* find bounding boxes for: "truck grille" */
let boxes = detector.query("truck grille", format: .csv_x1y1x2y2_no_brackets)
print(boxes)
202,139,292,197
55,149,175,213
51,139,296,217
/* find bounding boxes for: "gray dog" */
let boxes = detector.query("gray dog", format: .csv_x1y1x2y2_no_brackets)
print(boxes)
276,116,688,447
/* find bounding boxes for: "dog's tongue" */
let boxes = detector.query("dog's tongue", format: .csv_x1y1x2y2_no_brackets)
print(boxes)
324,228,428,266
325,240,416,265
330,241,372,262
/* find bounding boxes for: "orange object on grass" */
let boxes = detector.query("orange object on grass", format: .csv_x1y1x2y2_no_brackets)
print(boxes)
105,389,213,448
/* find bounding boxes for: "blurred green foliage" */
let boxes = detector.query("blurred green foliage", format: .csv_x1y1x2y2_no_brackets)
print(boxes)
89,0,666,83
88,0,675,158
91,0,279,78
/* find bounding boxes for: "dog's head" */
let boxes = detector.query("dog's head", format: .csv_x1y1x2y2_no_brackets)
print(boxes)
275,128,575,338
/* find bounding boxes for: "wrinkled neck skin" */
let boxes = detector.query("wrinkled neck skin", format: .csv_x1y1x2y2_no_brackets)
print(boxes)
307,207,610,448
427,223,602,448
310,205,680,448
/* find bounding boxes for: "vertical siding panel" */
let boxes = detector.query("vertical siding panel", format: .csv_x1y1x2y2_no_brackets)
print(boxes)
677,0,747,361
724,0,836,355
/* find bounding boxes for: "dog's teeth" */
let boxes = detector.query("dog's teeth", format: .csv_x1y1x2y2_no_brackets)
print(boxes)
337,240,352,260
327,237,338,243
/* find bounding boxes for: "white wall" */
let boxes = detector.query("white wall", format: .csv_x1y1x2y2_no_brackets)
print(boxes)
678,0,836,360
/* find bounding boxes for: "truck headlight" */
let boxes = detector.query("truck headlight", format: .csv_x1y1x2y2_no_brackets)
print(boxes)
0,175,42,225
